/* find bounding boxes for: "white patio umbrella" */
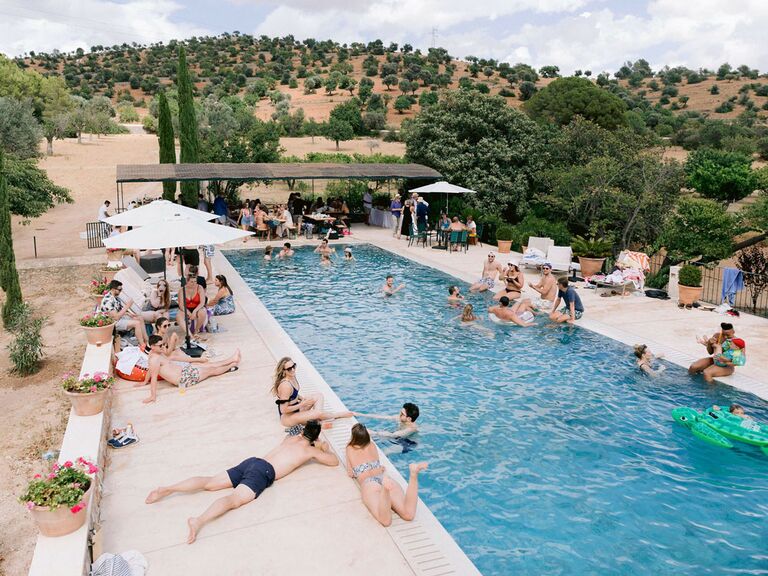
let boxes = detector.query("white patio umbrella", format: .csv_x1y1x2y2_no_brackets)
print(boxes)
103,214,250,355
408,181,477,212
103,199,216,227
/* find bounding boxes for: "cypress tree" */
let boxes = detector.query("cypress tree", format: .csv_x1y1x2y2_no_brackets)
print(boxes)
0,150,24,328
157,92,177,201
176,46,200,207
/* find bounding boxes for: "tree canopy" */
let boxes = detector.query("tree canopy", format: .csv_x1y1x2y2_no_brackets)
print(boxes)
402,90,545,217
684,148,756,204
660,197,734,262
524,77,628,130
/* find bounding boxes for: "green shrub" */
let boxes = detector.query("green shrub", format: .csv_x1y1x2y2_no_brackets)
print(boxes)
117,105,139,123
495,224,514,242
142,115,157,134
572,235,613,258
510,214,571,251
645,265,670,289
7,305,45,376
678,264,702,287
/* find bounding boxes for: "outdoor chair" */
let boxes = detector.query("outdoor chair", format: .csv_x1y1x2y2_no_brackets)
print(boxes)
521,237,555,269
409,222,429,248
546,246,574,274
472,223,484,246
255,224,270,241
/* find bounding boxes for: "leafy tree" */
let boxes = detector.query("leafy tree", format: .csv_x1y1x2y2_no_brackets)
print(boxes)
176,46,200,206
383,74,398,91
740,191,768,232
402,90,545,217
539,65,560,78
418,91,438,108
0,150,23,327
323,74,338,95
323,117,354,150
157,92,177,200
684,148,755,203
709,84,720,95
329,100,364,135
736,245,768,313
524,77,628,130
660,197,734,262
5,155,71,218
539,118,684,246
0,97,42,159
518,81,537,101
394,95,412,113
716,63,732,80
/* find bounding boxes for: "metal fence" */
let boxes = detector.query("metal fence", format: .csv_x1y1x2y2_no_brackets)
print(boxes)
700,266,768,318
85,221,110,249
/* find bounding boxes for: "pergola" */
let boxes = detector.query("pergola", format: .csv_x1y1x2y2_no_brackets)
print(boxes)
115,162,442,210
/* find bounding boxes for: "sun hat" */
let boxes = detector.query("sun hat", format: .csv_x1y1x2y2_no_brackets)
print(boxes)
731,338,745,349
344,247,352,253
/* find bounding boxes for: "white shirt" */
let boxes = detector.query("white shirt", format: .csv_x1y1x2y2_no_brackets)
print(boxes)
282,209,293,227
363,192,373,207
98,204,110,221
467,220,477,232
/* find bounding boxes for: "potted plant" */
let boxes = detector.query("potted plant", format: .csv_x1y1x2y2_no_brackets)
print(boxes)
495,224,514,254
100,264,122,282
20,457,99,537
572,235,613,278
79,313,115,346
678,264,703,305
90,276,109,304
61,371,114,416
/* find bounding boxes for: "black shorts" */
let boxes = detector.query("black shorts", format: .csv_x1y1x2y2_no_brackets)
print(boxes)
226,457,276,497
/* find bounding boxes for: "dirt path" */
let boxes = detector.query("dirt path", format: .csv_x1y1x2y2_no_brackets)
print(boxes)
0,264,102,576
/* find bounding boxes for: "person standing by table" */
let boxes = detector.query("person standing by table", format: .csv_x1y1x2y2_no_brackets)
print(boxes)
416,197,429,231
400,199,413,240
390,195,403,238
363,189,373,225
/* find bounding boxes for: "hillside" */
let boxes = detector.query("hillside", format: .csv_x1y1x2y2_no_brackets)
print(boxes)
12,34,768,128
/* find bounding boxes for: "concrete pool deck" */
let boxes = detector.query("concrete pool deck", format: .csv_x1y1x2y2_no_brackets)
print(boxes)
97,225,768,576
98,243,480,575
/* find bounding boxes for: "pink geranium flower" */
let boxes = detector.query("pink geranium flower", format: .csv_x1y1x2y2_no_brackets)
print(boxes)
47,473,56,480
93,374,102,383
63,461,73,468
90,386,97,392
34,473,41,479
26,501,35,510
70,504,84,514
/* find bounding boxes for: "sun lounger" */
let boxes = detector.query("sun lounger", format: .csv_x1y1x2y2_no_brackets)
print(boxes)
520,237,555,269
545,246,573,273
528,236,554,254
593,279,636,297
114,269,148,313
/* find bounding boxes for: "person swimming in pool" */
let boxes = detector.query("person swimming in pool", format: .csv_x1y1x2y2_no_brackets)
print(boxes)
353,402,420,439
343,247,355,261
712,403,761,431
382,275,405,296
488,297,535,327
145,420,338,544
633,344,666,377
447,285,464,305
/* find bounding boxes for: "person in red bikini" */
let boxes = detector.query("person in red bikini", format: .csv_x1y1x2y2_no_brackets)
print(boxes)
178,272,207,335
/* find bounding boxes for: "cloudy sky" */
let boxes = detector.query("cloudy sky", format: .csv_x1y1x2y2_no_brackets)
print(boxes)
0,0,766,74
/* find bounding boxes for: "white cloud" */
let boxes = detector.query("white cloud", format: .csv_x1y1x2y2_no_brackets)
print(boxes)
0,0,209,57
251,0,768,74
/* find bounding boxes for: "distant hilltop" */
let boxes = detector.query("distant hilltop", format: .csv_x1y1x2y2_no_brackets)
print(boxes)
10,33,768,125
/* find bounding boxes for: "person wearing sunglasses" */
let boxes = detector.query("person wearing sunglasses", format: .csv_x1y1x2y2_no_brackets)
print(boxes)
99,279,148,346
272,357,351,436
470,251,504,293
529,262,557,310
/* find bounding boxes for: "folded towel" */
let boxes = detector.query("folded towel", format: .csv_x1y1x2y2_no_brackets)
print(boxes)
115,346,148,374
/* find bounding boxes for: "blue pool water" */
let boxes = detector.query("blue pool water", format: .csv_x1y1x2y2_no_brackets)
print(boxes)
227,245,768,575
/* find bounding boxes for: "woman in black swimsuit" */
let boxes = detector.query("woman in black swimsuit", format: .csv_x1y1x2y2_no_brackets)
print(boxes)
494,264,525,301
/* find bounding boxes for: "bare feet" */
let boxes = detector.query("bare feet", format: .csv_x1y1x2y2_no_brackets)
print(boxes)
142,395,157,404
133,381,147,388
409,462,428,475
187,517,201,544
145,487,170,504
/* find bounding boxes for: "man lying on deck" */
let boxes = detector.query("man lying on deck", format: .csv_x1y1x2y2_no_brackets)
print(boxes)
145,420,338,544
138,335,240,403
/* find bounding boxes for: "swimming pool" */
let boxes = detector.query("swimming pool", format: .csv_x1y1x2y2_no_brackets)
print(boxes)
227,245,768,575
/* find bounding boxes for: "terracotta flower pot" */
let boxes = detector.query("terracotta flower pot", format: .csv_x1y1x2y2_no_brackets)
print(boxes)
63,388,110,416
101,268,120,282
82,323,114,346
29,486,91,537
497,240,512,254
678,284,703,306
578,256,606,278
106,249,124,262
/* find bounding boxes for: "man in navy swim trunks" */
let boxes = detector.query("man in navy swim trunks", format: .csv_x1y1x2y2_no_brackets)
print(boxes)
145,420,338,543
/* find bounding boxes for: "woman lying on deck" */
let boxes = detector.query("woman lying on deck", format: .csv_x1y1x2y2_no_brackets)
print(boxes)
345,423,427,526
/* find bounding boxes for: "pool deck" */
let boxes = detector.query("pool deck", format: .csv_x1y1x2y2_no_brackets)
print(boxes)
98,225,768,576
98,237,479,575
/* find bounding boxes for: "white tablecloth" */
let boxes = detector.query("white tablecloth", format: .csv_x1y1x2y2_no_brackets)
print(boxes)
369,208,397,228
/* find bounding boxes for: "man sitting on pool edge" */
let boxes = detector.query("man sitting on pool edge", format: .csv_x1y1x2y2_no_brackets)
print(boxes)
549,277,584,324
145,420,338,543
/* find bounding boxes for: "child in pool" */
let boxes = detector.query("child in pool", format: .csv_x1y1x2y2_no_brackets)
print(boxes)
633,344,666,377
264,245,273,261
712,403,761,431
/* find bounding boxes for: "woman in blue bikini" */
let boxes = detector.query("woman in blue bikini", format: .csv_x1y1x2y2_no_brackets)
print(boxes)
345,423,427,526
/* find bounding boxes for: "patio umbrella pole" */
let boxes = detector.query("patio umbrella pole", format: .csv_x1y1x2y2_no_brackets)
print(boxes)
178,250,203,358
